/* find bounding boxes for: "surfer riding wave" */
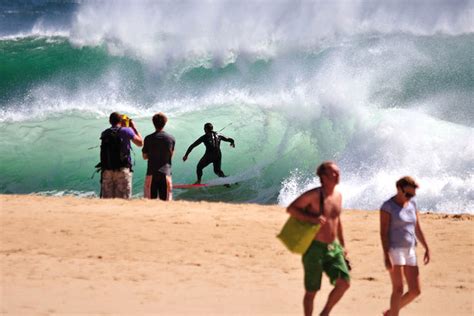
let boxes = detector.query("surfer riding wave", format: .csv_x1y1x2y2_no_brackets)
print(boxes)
182,123,235,184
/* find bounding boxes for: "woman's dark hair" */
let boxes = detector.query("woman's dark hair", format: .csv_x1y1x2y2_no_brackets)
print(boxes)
396,176,419,189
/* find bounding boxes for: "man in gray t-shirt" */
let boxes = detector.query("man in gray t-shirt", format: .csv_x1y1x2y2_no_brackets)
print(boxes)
142,112,175,201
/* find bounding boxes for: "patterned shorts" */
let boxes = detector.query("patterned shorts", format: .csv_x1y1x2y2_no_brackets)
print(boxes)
101,168,132,199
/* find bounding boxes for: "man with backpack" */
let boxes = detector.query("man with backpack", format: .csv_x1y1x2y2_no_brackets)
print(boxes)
99,112,143,199
182,122,235,184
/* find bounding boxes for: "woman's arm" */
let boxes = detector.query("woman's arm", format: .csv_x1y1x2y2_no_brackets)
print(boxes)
415,211,430,264
380,210,392,270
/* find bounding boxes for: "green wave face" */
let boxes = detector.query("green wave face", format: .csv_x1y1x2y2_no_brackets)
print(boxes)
1,38,102,101
0,104,346,203
0,37,148,105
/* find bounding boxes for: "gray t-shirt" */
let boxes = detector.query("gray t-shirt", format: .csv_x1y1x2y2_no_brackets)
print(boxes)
381,197,417,248
142,131,176,176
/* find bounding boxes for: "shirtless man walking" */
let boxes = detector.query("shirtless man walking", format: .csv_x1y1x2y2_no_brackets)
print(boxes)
286,161,350,316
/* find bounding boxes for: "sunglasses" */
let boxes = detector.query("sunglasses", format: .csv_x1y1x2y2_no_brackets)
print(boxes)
401,188,416,199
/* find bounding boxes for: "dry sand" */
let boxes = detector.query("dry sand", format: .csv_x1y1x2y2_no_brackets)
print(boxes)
1,195,472,315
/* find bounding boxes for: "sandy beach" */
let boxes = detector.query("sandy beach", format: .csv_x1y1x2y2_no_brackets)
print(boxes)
0,194,472,315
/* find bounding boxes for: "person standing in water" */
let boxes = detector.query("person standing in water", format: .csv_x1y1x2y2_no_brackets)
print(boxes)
182,123,235,184
380,176,430,316
286,161,351,316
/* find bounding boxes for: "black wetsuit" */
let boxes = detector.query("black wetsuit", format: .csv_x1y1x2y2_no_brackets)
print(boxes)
185,132,234,181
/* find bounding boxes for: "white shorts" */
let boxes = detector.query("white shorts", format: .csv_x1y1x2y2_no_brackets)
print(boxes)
389,247,417,266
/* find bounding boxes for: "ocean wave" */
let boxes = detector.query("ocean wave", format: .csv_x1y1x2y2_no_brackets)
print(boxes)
67,1,474,65
1,1,473,213
0,30,70,41
2,34,472,126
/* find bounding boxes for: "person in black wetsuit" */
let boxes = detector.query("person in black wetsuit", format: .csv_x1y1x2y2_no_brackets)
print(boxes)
182,123,235,184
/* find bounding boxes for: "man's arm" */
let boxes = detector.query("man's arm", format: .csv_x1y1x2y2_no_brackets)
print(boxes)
183,137,203,161
169,139,175,158
380,210,392,270
337,217,345,248
133,135,143,147
220,135,235,148
415,211,430,264
129,120,143,147
286,190,322,225
142,136,148,160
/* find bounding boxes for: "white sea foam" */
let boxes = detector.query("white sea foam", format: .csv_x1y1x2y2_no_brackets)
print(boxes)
68,1,474,65
277,109,474,214
34,190,97,198
0,21,70,41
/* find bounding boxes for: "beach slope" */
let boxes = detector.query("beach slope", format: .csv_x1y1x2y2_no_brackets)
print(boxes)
1,195,472,315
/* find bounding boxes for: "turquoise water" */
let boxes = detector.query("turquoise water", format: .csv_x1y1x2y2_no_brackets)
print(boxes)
1,1,473,213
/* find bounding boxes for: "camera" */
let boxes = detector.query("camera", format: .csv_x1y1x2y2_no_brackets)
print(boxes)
121,114,131,127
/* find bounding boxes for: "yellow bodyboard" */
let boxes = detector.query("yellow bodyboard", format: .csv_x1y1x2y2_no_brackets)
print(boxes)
277,217,320,254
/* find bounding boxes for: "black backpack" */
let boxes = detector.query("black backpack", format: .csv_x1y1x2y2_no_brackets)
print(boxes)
97,127,130,171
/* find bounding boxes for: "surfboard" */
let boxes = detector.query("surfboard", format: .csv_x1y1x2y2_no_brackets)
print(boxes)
173,183,209,189
173,182,238,189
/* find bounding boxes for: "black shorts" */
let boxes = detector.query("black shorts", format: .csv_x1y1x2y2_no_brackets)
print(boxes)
144,173,172,201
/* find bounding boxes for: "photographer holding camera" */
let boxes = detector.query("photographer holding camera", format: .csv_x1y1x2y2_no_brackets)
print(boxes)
98,112,143,199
